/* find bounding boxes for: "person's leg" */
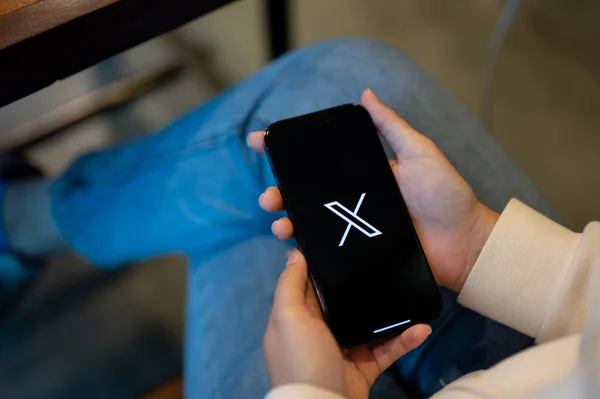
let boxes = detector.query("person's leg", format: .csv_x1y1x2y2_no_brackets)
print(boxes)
18,37,556,397
13,40,557,269
0,156,59,317
185,236,289,399
3,181,68,258
178,38,559,398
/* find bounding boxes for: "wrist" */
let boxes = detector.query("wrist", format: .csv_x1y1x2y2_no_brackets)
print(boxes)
454,203,499,292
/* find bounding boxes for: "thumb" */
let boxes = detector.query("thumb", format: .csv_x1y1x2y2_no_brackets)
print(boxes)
360,89,424,158
273,249,308,310
371,324,431,372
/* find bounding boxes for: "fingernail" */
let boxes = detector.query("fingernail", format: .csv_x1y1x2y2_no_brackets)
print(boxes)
406,325,431,347
366,88,380,102
246,132,255,146
287,249,300,264
258,193,264,205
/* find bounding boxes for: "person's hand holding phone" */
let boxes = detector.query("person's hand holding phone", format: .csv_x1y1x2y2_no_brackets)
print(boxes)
248,89,498,293
264,248,431,398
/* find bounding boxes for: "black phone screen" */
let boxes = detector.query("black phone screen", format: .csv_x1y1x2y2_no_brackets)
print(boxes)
265,104,441,346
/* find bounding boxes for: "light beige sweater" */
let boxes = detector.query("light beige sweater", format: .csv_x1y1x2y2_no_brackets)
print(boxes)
266,199,600,399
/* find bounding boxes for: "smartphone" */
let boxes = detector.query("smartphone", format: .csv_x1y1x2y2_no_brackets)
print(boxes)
264,104,441,346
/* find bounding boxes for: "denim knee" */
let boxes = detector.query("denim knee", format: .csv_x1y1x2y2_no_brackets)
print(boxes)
286,37,424,93
250,37,433,128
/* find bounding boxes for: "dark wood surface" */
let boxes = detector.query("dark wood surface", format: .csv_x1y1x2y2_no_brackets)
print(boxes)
0,0,235,108
0,0,119,50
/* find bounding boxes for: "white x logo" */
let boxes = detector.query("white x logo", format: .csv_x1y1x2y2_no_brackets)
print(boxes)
324,193,382,247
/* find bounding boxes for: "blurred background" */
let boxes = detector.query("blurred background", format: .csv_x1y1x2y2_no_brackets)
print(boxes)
0,0,598,397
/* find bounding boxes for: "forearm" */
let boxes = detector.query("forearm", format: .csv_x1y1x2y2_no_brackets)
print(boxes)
3,180,68,257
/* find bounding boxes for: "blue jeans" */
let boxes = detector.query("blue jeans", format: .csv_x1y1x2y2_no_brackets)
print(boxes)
51,38,558,398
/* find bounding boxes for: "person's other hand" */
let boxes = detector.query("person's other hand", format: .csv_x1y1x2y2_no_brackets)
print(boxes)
264,249,431,398
248,89,499,292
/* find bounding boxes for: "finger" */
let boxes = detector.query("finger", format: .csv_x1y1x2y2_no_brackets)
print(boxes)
259,187,284,212
273,249,308,309
370,324,431,372
360,89,422,158
271,217,294,240
247,131,266,153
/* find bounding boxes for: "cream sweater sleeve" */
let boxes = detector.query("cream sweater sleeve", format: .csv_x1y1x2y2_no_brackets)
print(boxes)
266,384,346,399
458,199,598,343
